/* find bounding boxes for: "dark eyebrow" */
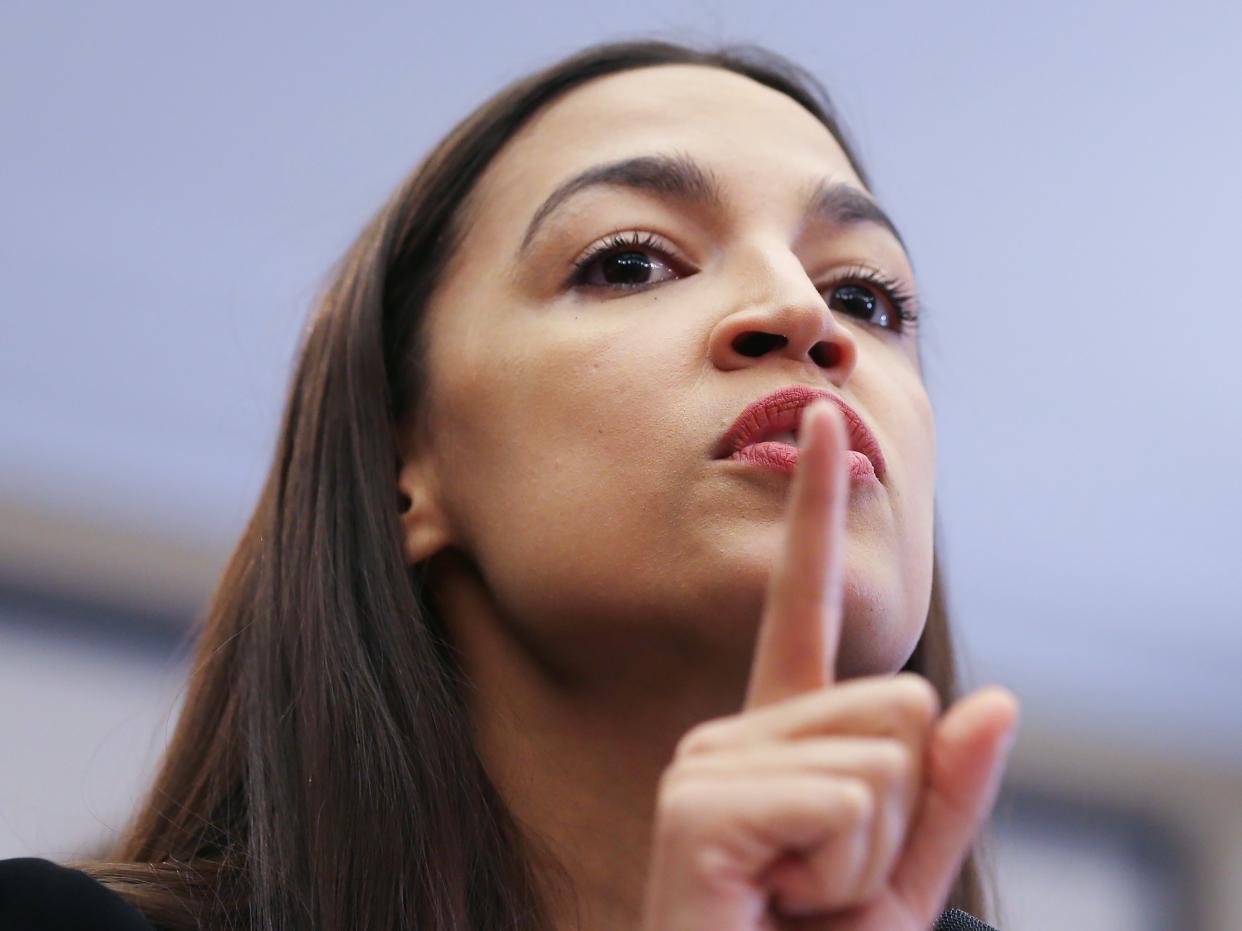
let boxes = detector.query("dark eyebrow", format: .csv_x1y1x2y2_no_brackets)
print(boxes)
515,152,906,260
800,177,908,252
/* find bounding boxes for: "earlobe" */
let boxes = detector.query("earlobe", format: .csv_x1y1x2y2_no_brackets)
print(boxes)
396,457,454,567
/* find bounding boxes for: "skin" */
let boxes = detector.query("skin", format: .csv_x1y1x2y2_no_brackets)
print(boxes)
396,64,1013,930
641,401,1017,930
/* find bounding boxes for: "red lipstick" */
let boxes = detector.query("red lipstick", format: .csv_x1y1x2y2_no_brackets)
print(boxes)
714,385,887,483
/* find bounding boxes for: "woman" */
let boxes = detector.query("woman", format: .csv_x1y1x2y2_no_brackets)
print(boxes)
0,38,1019,931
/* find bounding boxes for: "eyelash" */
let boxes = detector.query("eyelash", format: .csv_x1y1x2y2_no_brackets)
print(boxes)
570,231,670,284
568,231,919,332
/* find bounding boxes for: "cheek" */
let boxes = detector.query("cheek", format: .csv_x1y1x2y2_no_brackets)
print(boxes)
893,382,937,630
848,363,936,663
429,316,698,628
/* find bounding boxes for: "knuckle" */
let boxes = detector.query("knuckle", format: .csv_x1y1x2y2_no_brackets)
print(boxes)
839,778,876,825
873,738,910,784
655,772,715,834
891,673,940,729
655,769,725,844
675,718,730,759
685,842,737,887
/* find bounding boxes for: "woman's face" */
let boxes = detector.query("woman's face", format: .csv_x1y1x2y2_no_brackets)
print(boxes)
402,64,935,687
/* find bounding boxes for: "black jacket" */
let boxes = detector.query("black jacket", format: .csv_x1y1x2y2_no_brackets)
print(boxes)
0,857,998,930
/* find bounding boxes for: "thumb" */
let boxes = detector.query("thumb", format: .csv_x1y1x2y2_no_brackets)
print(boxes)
889,687,1020,921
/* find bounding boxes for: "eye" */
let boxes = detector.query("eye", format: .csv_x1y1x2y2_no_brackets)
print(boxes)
829,283,891,326
569,231,683,291
824,267,918,333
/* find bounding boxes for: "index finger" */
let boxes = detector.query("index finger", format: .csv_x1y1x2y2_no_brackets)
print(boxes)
743,399,851,710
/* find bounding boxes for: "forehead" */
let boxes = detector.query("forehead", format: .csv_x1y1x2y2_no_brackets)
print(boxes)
470,64,864,231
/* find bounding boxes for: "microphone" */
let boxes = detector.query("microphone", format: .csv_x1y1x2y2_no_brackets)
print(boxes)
935,907,1000,930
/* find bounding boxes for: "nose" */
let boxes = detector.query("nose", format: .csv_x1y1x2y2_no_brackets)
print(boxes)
706,243,858,385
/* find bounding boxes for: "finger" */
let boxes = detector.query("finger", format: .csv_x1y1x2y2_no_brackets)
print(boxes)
888,687,1021,922
671,735,916,784
655,771,875,915
745,399,850,709
681,672,939,758
672,735,923,906
763,816,870,916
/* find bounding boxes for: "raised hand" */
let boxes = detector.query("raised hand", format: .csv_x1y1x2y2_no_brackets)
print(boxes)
640,399,1019,931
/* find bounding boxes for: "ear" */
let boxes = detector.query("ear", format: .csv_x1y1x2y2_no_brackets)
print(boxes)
396,445,455,568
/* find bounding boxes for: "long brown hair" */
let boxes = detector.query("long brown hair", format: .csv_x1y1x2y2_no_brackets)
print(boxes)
77,36,992,930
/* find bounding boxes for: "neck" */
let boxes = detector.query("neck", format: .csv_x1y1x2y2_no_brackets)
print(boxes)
433,562,751,931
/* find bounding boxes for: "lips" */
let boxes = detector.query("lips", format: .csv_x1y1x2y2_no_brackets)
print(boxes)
713,385,887,482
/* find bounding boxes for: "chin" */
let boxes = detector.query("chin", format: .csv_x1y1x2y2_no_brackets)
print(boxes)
836,605,926,680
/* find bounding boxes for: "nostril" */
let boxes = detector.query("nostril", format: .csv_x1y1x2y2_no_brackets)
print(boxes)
810,341,842,368
732,331,786,357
